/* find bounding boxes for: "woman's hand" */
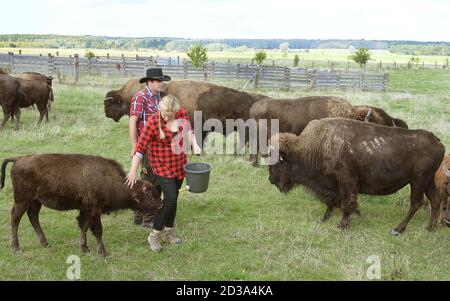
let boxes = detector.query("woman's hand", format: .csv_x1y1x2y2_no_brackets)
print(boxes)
192,143,202,155
125,154,142,188
125,172,137,189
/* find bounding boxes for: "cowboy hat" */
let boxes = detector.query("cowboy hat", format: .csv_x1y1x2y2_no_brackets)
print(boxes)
139,68,171,83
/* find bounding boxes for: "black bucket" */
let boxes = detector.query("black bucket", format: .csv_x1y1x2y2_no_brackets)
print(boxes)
184,162,212,193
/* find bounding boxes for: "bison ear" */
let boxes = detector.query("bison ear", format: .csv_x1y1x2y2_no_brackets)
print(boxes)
353,106,368,121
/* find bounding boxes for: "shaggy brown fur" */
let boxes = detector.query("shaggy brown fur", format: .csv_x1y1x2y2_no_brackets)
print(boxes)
17,78,53,124
0,74,23,130
20,72,53,87
250,96,355,166
268,118,445,232
0,154,162,257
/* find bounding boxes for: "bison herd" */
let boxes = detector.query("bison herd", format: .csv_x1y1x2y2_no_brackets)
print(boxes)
0,72,449,257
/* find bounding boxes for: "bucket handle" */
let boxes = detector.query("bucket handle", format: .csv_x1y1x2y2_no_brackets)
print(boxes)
179,185,190,192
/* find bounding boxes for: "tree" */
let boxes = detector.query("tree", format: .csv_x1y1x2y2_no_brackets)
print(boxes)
253,51,267,65
348,48,371,68
187,44,208,68
84,50,95,59
293,54,300,67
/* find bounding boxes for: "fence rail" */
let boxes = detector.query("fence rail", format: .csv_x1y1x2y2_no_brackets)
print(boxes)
0,52,388,91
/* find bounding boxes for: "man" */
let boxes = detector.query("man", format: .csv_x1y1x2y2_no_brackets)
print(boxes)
129,68,171,227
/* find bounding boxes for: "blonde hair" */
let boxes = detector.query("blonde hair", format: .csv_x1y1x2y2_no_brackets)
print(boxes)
158,95,181,140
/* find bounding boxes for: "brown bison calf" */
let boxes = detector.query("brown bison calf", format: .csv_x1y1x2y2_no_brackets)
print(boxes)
434,155,450,225
1,154,162,257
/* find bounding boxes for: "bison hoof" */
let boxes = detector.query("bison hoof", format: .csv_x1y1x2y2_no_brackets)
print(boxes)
390,229,401,236
40,240,49,248
13,248,23,255
81,246,91,253
337,223,348,230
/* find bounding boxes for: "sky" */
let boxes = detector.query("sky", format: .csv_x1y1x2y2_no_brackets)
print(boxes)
1,0,449,42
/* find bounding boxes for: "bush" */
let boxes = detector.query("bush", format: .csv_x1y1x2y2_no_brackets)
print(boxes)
187,44,208,68
293,54,299,67
348,48,371,68
253,51,267,65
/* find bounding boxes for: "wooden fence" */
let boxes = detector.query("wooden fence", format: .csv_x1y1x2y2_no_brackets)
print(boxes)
0,52,388,91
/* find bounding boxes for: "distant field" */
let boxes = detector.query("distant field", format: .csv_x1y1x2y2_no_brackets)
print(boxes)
1,47,449,67
0,68,449,280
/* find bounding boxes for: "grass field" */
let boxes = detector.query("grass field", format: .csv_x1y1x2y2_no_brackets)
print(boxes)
0,68,449,280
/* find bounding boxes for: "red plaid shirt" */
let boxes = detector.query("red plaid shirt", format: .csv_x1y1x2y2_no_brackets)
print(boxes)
130,86,160,136
134,108,191,179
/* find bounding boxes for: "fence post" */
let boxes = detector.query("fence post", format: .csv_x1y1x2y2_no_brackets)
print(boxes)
18,49,22,55
8,52,15,73
183,59,187,79
435,61,438,69
379,61,382,70
383,73,389,92
236,63,240,79
107,53,110,60
359,72,365,91
309,70,316,90
74,54,80,85
254,66,260,89
168,57,172,66
87,56,92,76
177,56,180,66
136,54,139,60
211,61,215,79
203,63,208,81
122,54,127,74
48,53,55,76
284,67,290,90
422,61,425,69
272,60,275,67
336,70,341,89
347,62,350,70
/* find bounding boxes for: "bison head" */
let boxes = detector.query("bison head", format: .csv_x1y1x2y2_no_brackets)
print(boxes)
104,91,130,122
130,180,163,215
268,133,296,193
354,106,408,129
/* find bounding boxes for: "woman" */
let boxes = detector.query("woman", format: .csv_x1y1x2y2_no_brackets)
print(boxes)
126,95,201,252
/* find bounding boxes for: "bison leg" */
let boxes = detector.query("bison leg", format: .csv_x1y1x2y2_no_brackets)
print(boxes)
392,182,426,235
11,202,29,253
0,107,11,130
89,212,107,257
13,109,21,131
321,205,334,222
425,182,441,232
77,210,90,253
26,200,48,247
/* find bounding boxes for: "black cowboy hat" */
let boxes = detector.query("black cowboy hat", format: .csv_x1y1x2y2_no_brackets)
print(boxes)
139,68,171,83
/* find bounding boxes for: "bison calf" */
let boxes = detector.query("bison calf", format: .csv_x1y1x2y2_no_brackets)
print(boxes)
1,154,162,257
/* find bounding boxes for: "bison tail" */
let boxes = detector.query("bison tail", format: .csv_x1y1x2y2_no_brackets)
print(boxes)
1,158,18,189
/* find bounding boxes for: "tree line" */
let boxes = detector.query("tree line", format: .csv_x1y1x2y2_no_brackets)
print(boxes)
1,34,449,56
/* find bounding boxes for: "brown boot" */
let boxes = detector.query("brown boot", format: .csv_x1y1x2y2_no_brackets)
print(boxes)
148,230,162,252
163,227,182,244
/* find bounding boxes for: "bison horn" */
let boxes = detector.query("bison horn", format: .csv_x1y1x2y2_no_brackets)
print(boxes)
364,108,373,122
392,119,397,127
444,165,450,178
104,97,114,101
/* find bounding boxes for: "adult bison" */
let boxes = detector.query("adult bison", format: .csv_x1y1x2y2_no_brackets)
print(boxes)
104,79,262,147
0,74,24,130
249,97,409,166
104,78,143,122
353,105,408,128
268,118,445,233
17,78,54,124
0,154,162,257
